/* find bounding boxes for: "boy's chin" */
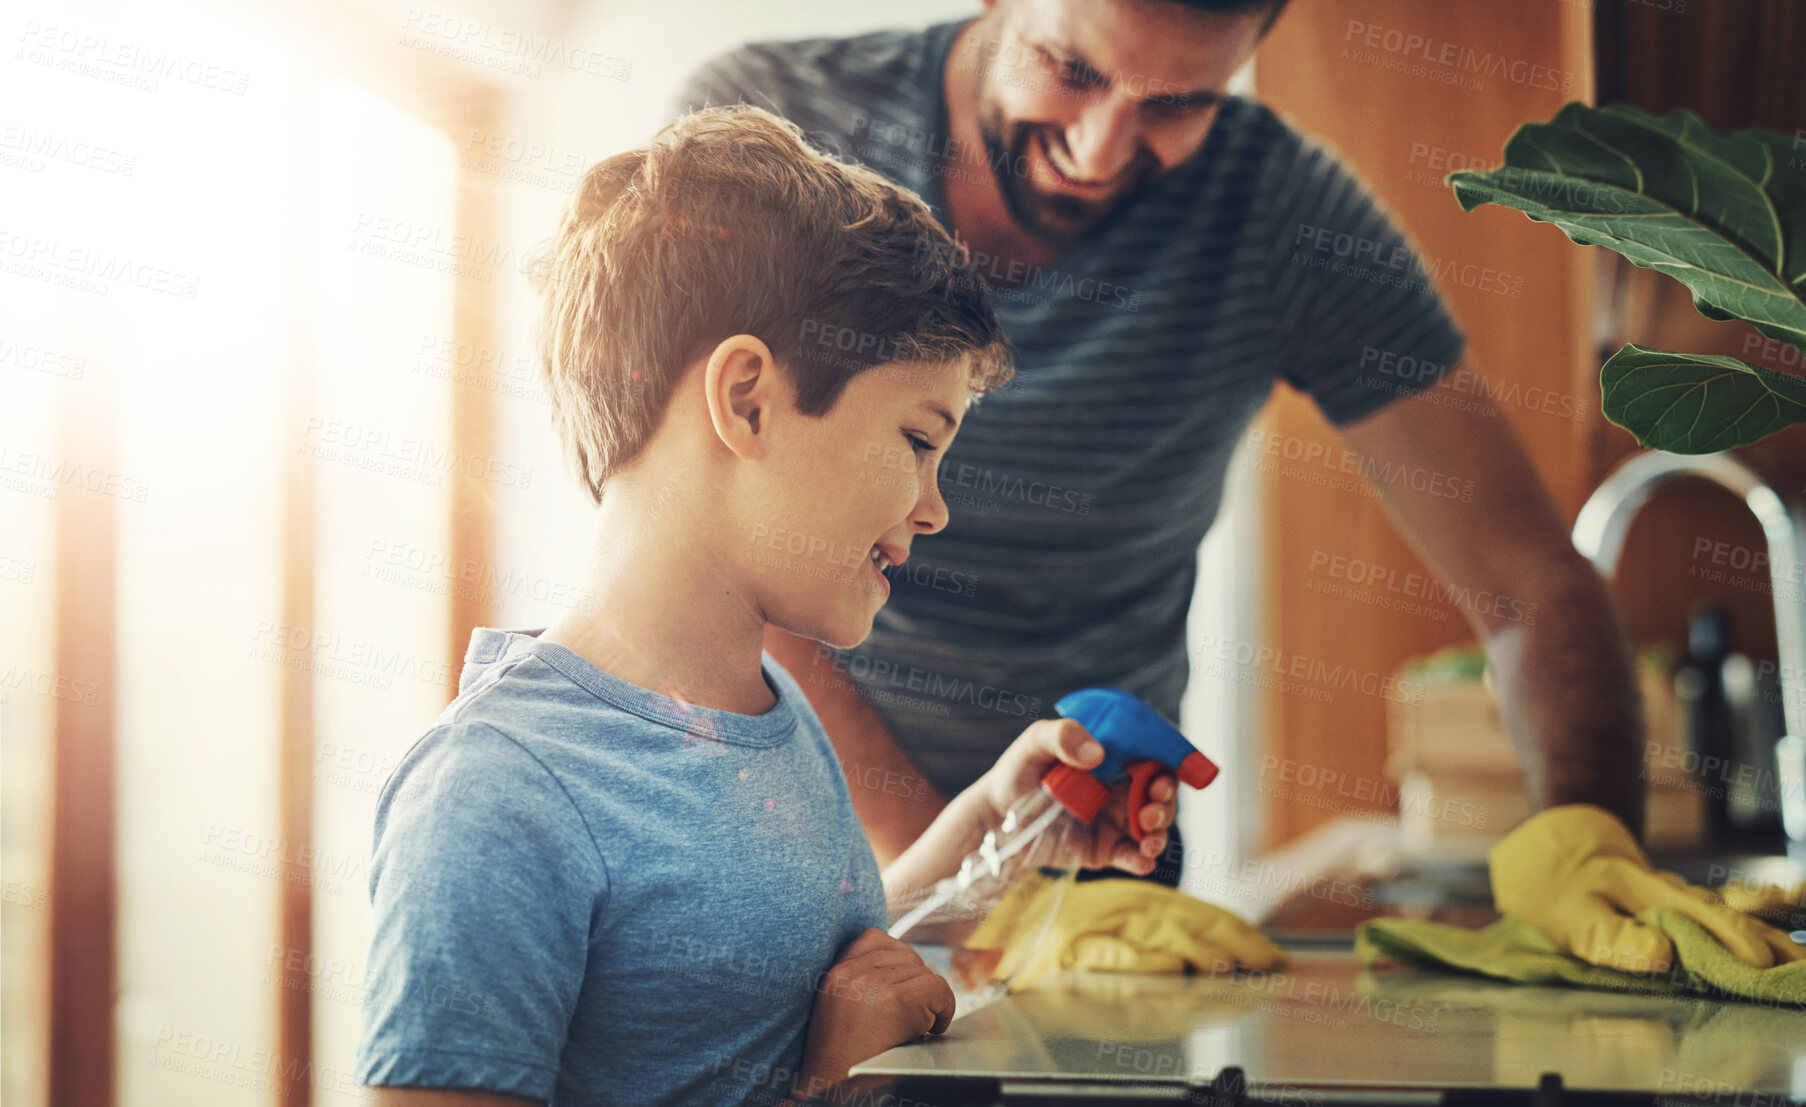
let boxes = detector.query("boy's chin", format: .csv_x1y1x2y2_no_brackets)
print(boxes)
777,609,876,653
807,619,873,653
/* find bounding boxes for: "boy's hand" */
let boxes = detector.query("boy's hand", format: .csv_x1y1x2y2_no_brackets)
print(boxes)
974,718,1177,877
793,928,955,1099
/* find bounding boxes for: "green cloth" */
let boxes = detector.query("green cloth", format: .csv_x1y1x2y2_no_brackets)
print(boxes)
1356,908,1806,1007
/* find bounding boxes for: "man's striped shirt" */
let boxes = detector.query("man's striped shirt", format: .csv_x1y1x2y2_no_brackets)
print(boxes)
673,19,1466,800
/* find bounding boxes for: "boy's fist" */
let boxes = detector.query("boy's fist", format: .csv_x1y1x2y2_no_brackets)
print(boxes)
976,717,1178,876
794,928,955,1098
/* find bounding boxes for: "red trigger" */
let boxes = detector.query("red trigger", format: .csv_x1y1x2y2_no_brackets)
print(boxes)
1125,759,1167,843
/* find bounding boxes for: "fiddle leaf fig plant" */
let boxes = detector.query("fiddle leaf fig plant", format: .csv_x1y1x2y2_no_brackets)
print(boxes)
1445,102,1806,453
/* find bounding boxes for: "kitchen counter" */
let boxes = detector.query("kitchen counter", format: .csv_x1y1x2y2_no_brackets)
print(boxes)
852,948,1806,1103
845,835,1806,1105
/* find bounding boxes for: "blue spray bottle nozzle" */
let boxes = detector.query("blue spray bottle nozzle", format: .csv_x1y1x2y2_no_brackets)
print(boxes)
1040,688,1220,839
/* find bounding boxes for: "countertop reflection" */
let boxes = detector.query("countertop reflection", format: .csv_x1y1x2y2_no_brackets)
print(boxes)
857,950,1806,1096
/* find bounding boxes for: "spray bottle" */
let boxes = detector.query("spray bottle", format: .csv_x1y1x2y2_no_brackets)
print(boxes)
887,688,1220,985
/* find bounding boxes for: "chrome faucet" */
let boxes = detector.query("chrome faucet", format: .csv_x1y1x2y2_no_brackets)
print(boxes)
1571,450,1806,857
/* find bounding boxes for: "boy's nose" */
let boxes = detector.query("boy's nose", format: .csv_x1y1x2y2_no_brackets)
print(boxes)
913,475,950,534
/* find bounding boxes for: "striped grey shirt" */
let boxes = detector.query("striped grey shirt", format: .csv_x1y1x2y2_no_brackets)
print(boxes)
674,19,1465,800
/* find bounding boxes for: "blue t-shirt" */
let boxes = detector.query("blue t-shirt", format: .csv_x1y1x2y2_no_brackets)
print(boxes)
354,627,887,1105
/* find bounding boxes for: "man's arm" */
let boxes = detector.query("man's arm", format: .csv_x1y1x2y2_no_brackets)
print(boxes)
1335,359,1646,836
764,625,947,865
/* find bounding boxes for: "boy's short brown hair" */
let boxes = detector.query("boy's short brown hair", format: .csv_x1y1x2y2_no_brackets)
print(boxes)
527,105,1013,504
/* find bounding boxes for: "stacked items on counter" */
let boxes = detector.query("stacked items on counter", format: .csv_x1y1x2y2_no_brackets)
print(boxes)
1385,644,1700,854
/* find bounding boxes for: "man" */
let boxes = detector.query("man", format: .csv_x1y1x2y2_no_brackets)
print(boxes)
675,0,1803,974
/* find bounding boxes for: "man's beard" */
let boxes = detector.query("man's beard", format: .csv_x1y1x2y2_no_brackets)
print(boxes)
978,101,1162,250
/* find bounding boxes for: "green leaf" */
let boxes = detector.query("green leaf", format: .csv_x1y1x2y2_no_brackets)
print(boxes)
1600,343,1806,453
1447,103,1806,356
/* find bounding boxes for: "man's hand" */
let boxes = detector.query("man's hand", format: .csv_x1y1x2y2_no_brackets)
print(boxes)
1490,805,1806,972
973,716,1177,876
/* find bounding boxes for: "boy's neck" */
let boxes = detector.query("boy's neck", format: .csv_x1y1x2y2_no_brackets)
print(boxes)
542,492,778,717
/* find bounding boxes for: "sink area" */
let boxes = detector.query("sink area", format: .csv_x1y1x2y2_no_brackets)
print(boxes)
1573,450,1806,859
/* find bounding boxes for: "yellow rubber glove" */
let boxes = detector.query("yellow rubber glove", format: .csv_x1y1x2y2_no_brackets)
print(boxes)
966,873,1287,990
1718,878,1806,926
1489,804,1806,973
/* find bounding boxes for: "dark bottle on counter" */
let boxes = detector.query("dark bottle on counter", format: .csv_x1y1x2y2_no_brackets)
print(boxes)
1722,653,1787,841
1675,602,1789,850
1675,603,1734,846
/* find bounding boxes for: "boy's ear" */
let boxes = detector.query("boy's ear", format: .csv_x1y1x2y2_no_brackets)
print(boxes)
702,334,777,460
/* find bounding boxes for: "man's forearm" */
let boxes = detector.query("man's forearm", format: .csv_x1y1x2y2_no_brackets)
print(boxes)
762,626,947,865
1485,557,1645,837
1337,365,1648,838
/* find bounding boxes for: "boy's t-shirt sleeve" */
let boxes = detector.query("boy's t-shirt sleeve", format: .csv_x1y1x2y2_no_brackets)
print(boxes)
354,722,608,1102
1261,134,1469,426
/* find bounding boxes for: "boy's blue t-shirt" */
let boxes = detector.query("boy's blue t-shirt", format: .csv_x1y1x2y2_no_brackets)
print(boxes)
353,627,887,1105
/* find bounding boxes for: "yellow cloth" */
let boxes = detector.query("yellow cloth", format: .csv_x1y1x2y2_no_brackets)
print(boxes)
1358,909,1806,1007
1488,804,1806,973
965,874,1287,990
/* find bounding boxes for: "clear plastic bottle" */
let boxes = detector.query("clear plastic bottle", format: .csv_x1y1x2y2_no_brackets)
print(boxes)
887,786,1080,945
886,689,1220,982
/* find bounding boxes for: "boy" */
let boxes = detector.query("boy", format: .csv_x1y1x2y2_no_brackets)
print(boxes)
353,105,1176,1106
